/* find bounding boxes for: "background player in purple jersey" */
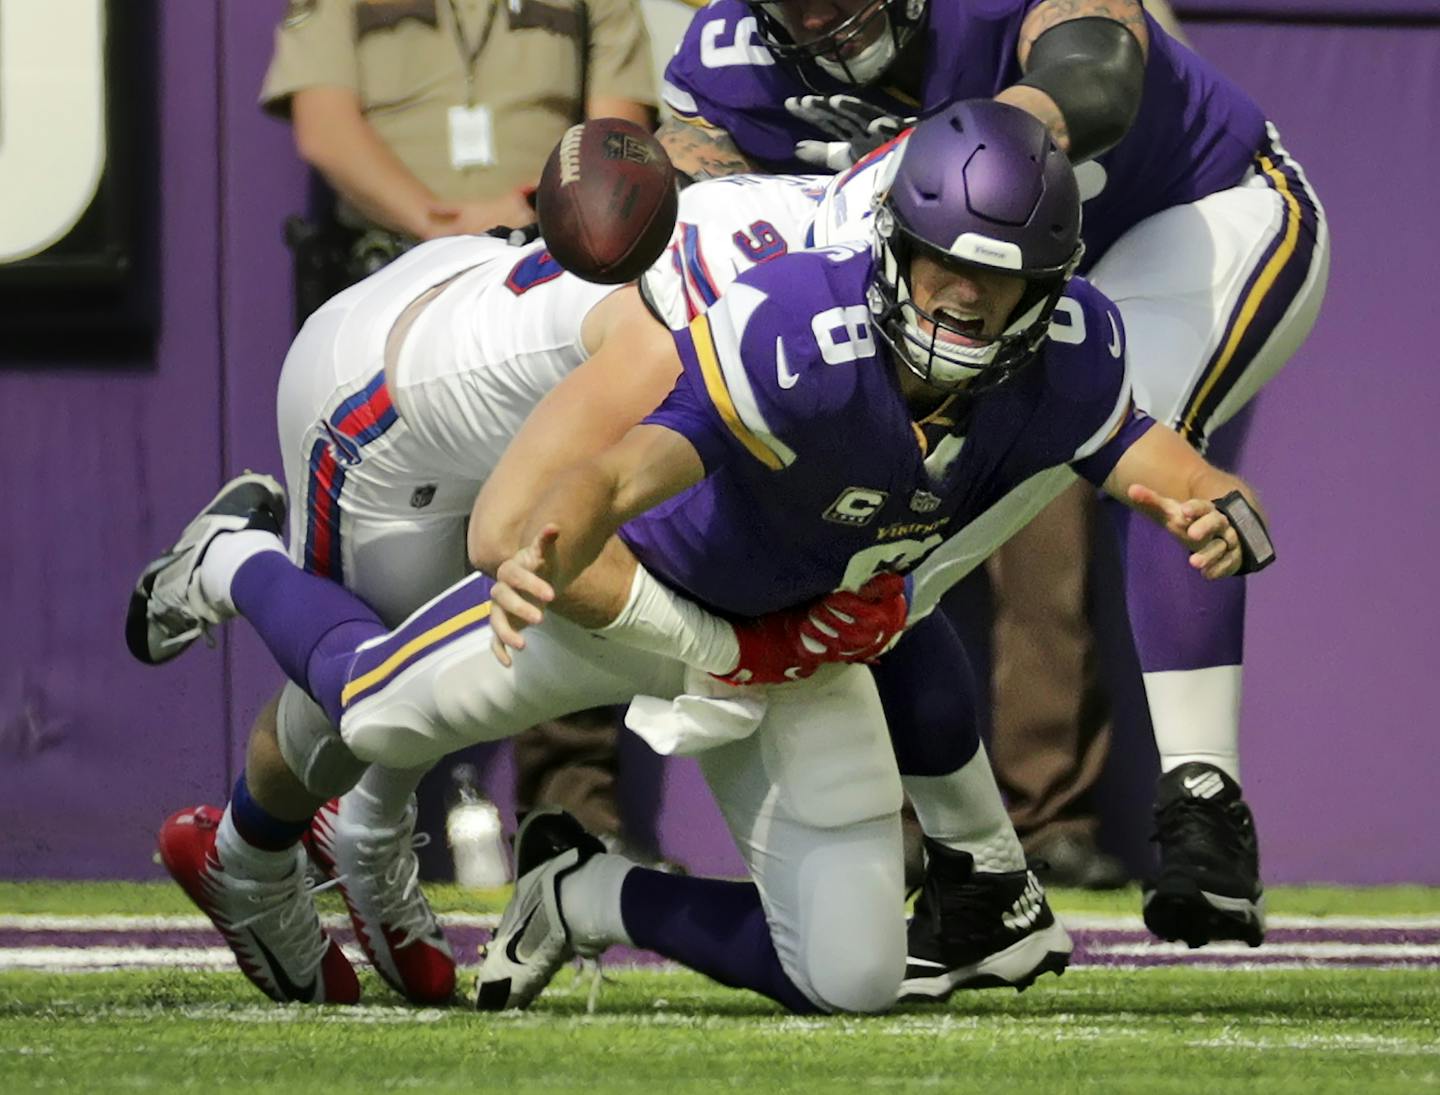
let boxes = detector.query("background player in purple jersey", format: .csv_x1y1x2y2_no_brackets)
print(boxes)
128,104,1273,1014
657,0,1329,938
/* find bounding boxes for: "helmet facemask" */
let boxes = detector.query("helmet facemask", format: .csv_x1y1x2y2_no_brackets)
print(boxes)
868,201,1082,395
744,0,926,86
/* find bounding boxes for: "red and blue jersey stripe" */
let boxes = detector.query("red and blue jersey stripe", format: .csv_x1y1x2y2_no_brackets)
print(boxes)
303,370,398,582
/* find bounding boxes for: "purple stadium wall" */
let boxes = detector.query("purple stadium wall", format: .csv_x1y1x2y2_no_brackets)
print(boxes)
1,2,1437,884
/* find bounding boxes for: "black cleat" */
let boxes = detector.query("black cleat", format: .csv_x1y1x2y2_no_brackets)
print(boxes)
125,472,286,665
1143,763,1265,948
900,839,1072,1003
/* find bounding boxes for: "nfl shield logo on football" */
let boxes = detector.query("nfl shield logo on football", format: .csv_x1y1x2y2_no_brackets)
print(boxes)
909,489,941,513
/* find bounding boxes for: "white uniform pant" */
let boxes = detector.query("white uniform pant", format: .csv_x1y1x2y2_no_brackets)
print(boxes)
275,241,503,623
337,577,906,1012
270,243,511,786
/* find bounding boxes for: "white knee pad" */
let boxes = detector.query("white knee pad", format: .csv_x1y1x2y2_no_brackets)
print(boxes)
790,816,906,1014
276,682,368,799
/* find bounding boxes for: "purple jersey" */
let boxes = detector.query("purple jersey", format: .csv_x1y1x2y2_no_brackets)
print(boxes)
662,2,1268,268
619,247,1148,618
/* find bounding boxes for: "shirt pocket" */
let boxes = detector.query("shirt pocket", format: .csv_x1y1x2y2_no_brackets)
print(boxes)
354,0,446,109
493,1,585,108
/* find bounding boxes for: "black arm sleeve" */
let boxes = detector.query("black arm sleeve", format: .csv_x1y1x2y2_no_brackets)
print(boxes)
1015,16,1146,163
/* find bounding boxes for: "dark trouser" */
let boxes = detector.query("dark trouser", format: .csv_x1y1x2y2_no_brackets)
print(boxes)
987,480,1111,850
514,708,623,839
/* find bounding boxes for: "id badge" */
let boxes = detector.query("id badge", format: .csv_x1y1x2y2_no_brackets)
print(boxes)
448,104,495,168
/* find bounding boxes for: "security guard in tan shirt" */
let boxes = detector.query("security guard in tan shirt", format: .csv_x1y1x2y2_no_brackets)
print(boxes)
262,0,657,241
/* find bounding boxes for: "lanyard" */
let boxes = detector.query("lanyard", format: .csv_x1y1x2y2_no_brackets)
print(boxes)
445,0,502,105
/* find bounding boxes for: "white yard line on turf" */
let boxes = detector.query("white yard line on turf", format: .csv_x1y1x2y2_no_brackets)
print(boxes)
0,945,374,971
1061,914,1440,931
0,912,503,932
1088,941,1440,958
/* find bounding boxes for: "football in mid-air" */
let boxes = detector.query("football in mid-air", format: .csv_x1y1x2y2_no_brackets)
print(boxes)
536,118,678,285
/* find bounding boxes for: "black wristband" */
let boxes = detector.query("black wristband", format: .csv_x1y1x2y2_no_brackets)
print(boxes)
1213,491,1276,576
1015,17,1146,163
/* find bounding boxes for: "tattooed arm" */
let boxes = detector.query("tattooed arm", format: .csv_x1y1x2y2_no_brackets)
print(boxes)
656,116,762,183
1016,0,1149,67
996,0,1149,160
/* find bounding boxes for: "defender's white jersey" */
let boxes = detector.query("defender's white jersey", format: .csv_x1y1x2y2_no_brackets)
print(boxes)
639,166,887,332
639,151,898,331
392,239,623,479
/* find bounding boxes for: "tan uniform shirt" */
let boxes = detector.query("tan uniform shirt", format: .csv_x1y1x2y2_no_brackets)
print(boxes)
262,0,656,204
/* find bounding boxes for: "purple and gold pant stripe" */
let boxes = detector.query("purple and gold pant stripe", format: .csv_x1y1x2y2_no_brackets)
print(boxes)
302,370,399,582
1178,132,1325,446
340,573,495,711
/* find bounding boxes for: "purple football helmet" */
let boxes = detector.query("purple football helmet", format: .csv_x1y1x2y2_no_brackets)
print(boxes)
742,0,926,85
868,99,1084,392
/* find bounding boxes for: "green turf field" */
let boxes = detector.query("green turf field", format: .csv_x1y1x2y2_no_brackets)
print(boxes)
2,883,1438,1094
4,879,1439,917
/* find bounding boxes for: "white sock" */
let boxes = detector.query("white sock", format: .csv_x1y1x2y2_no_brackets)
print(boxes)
215,805,299,881
596,565,740,674
198,529,285,615
560,853,635,951
348,764,430,829
1144,665,1243,783
902,743,1026,873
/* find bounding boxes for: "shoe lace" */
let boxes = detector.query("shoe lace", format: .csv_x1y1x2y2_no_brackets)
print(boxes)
152,612,214,655
347,829,438,949
233,872,342,983
548,955,610,1015
582,955,607,1015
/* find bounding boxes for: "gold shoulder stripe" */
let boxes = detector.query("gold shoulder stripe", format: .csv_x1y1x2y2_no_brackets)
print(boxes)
341,601,492,708
689,314,785,470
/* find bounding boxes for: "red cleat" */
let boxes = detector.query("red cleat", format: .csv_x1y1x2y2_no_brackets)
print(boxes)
157,805,360,1005
307,797,457,1005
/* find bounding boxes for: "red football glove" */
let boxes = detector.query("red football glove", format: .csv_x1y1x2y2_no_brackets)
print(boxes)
713,574,909,686
798,573,908,663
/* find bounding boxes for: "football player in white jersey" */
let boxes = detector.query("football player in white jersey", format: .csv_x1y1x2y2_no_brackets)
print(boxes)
125,155,964,1006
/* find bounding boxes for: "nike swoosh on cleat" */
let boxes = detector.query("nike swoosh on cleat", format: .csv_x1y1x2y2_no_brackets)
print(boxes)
251,931,318,1003
503,903,542,966
1182,772,1225,798
905,956,949,970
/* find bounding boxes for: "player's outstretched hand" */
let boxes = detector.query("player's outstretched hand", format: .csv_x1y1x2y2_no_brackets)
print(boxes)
488,525,560,666
1127,483,1242,579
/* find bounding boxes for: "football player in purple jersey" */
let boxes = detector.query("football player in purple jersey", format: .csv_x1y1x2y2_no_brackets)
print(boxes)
126,103,1277,1013
658,0,1329,942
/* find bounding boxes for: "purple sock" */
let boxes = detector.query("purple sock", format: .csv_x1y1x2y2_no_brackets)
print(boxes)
230,551,385,724
1111,500,1246,672
228,774,310,851
874,611,981,777
620,870,819,1014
